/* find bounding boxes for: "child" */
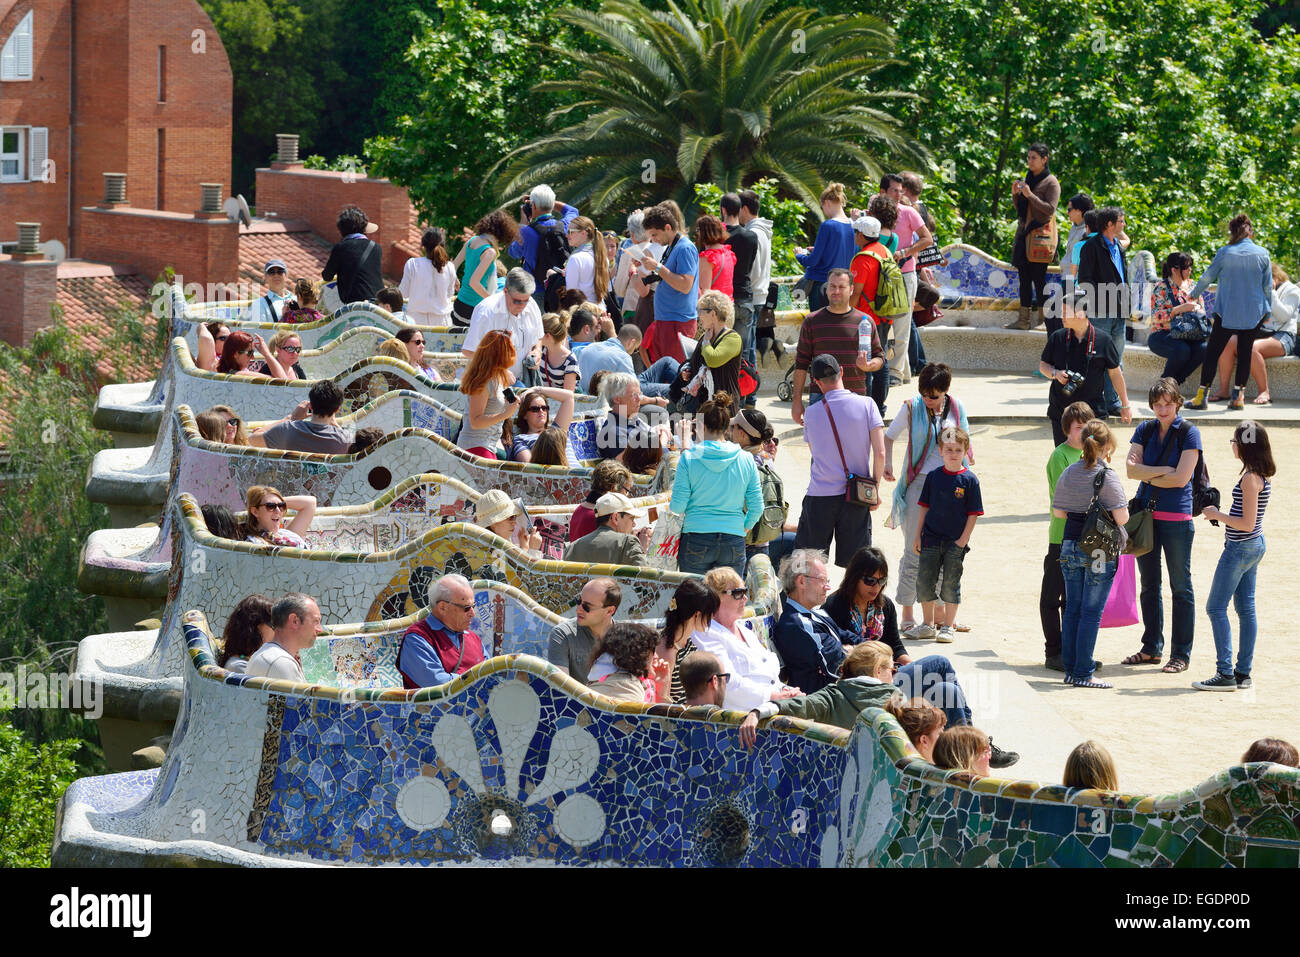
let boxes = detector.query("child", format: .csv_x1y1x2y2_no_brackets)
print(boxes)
281,279,326,324
912,427,983,642
1063,739,1118,790
1042,401,1096,671
1193,421,1274,692
375,286,406,321
590,622,670,703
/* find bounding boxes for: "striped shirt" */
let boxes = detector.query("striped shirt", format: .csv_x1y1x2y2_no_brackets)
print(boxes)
669,637,698,704
1226,476,1269,542
543,349,579,389
795,306,881,397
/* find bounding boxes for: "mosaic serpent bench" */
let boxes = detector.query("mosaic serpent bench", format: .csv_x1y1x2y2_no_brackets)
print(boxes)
87,399,636,526
94,326,468,440
79,473,675,629
73,496,756,729
53,610,1300,867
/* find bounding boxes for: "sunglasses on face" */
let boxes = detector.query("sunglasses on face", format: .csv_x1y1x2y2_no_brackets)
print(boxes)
224,419,241,429
267,268,286,276
861,575,886,587
410,339,424,346
280,345,301,354
260,501,287,511
440,600,474,613
527,405,549,413
507,295,531,306
922,392,945,401
727,587,748,600
238,349,255,356
577,599,611,613
713,672,731,683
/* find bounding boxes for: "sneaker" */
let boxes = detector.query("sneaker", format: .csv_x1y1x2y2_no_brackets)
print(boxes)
1192,673,1237,692
1235,672,1252,689
936,625,956,643
989,739,1020,769
904,622,938,640
1068,676,1113,689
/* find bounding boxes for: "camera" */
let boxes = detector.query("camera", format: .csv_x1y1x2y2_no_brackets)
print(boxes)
1059,370,1086,397
520,197,533,220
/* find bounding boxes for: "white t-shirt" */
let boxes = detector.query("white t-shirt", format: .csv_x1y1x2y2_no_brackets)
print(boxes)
245,641,304,681
400,257,456,320
566,246,597,302
886,398,961,477
462,291,545,380
613,241,665,313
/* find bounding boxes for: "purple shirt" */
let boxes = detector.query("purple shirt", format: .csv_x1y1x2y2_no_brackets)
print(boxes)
804,389,883,496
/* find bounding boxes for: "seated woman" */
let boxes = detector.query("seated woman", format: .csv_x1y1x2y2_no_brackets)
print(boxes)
541,312,579,390
694,566,801,710
201,503,240,540
570,459,634,542
475,488,542,554
239,485,316,548
528,426,570,467
219,594,274,672
204,405,250,446
823,547,911,664
195,321,230,372
280,278,326,324
394,328,444,382
884,697,947,764
1063,740,1119,790
247,329,306,379
1212,262,1300,405
1242,738,1299,767
510,387,575,463
589,622,668,703
932,725,993,776
671,291,743,411
217,330,289,379
656,579,717,704
195,411,226,442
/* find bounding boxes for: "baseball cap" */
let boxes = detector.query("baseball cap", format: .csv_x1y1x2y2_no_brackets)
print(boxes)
852,215,881,239
264,259,288,273
595,492,634,517
810,353,841,380
364,221,379,234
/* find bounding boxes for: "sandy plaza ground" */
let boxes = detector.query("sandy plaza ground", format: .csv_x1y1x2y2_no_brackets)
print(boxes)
753,369,1296,795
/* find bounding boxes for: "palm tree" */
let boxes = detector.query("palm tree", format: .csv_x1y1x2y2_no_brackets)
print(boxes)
490,0,930,216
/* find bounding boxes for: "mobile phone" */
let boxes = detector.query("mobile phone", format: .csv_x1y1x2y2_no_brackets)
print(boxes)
502,387,517,404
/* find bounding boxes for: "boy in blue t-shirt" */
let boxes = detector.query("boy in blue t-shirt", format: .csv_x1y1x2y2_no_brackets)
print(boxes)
913,427,984,643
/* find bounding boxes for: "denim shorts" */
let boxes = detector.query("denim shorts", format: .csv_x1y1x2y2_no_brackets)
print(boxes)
1273,331,1296,357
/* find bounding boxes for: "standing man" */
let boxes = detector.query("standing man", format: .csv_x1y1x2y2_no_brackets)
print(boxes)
461,268,545,381
879,174,933,385
548,578,622,683
1038,293,1134,445
794,355,886,567
721,193,757,382
638,202,699,363
246,594,323,681
510,184,580,307
397,574,486,689
251,260,291,324
322,205,383,303
1076,206,1130,417
791,269,883,424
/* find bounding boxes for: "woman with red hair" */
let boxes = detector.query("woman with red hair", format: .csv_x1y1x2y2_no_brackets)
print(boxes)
216,330,289,378
457,330,519,458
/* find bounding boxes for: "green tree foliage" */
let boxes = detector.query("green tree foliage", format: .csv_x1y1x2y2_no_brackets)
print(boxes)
0,717,80,866
488,0,928,220
876,0,1300,266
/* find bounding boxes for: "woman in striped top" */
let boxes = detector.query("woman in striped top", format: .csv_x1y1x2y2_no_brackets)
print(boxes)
1193,422,1275,692
540,312,578,390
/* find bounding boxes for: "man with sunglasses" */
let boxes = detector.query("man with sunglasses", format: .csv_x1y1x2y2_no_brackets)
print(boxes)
251,259,291,324
397,574,486,689
563,493,649,567
461,267,545,380
680,652,729,707
772,549,857,694
547,578,622,683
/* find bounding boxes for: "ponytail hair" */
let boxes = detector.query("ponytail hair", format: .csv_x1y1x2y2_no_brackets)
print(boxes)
1079,419,1114,468
422,227,450,271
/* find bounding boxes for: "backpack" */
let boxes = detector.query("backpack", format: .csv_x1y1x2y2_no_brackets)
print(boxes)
1179,424,1217,517
747,458,788,546
857,248,908,317
738,355,760,397
531,218,571,311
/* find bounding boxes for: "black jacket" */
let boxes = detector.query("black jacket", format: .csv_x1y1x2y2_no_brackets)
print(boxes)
323,236,384,304
822,590,908,661
1076,233,1129,319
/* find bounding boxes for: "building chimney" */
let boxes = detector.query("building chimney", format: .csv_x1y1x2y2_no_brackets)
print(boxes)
275,133,300,165
196,183,225,220
102,172,128,206
15,222,42,258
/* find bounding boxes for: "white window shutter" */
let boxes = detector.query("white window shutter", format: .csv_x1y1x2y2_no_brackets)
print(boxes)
2,11,34,81
28,126,47,181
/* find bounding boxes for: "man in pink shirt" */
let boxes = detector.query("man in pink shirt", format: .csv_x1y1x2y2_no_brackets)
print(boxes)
880,174,934,386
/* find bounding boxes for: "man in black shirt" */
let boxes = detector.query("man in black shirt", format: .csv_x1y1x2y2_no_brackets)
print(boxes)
1039,295,1133,445
322,205,384,304
722,192,759,404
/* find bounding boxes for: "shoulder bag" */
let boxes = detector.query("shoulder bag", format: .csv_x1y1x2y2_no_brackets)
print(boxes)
1166,280,1212,342
1025,218,1058,264
823,398,878,507
1078,468,1121,564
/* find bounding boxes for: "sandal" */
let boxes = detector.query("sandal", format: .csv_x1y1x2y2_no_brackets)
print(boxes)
954,622,971,633
1161,659,1189,674
1068,677,1113,689
1121,651,1161,665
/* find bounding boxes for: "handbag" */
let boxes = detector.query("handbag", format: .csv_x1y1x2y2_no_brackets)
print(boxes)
914,278,941,310
1123,497,1155,557
1167,282,1212,341
1100,554,1139,628
823,398,878,507
913,304,942,329
1025,218,1058,264
1078,469,1121,564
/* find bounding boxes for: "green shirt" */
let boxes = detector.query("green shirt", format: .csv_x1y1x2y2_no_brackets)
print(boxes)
1047,442,1084,544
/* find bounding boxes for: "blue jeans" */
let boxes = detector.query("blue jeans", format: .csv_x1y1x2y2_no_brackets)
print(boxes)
894,654,972,728
639,356,679,398
1206,536,1265,677
679,531,746,577
733,303,757,405
748,530,797,576
1059,539,1117,681
1137,518,1195,662
1146,330,1207,385
1094,316,1126,414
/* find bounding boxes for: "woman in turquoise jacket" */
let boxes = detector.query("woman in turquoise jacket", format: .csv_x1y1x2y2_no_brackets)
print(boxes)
670,392,764,577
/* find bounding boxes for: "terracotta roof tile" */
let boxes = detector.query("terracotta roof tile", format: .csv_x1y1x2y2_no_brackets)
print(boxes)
238,231,334,288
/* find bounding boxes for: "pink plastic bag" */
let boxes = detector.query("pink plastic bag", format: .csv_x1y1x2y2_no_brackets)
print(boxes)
1101,554,1139,628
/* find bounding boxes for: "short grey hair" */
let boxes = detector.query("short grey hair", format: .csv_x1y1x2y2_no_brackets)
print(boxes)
529,184,556,213
504,267,536,296
626,209,647,242
432,574,472,606
600,371,638,407
272,592,316,630
779,549,829,594
697,289,734,329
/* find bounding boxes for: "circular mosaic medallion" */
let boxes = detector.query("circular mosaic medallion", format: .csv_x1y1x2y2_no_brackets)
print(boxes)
395,776,451,831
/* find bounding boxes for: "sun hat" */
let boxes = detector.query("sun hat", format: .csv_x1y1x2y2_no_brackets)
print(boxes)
595,491,635,517
476,489,522,528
